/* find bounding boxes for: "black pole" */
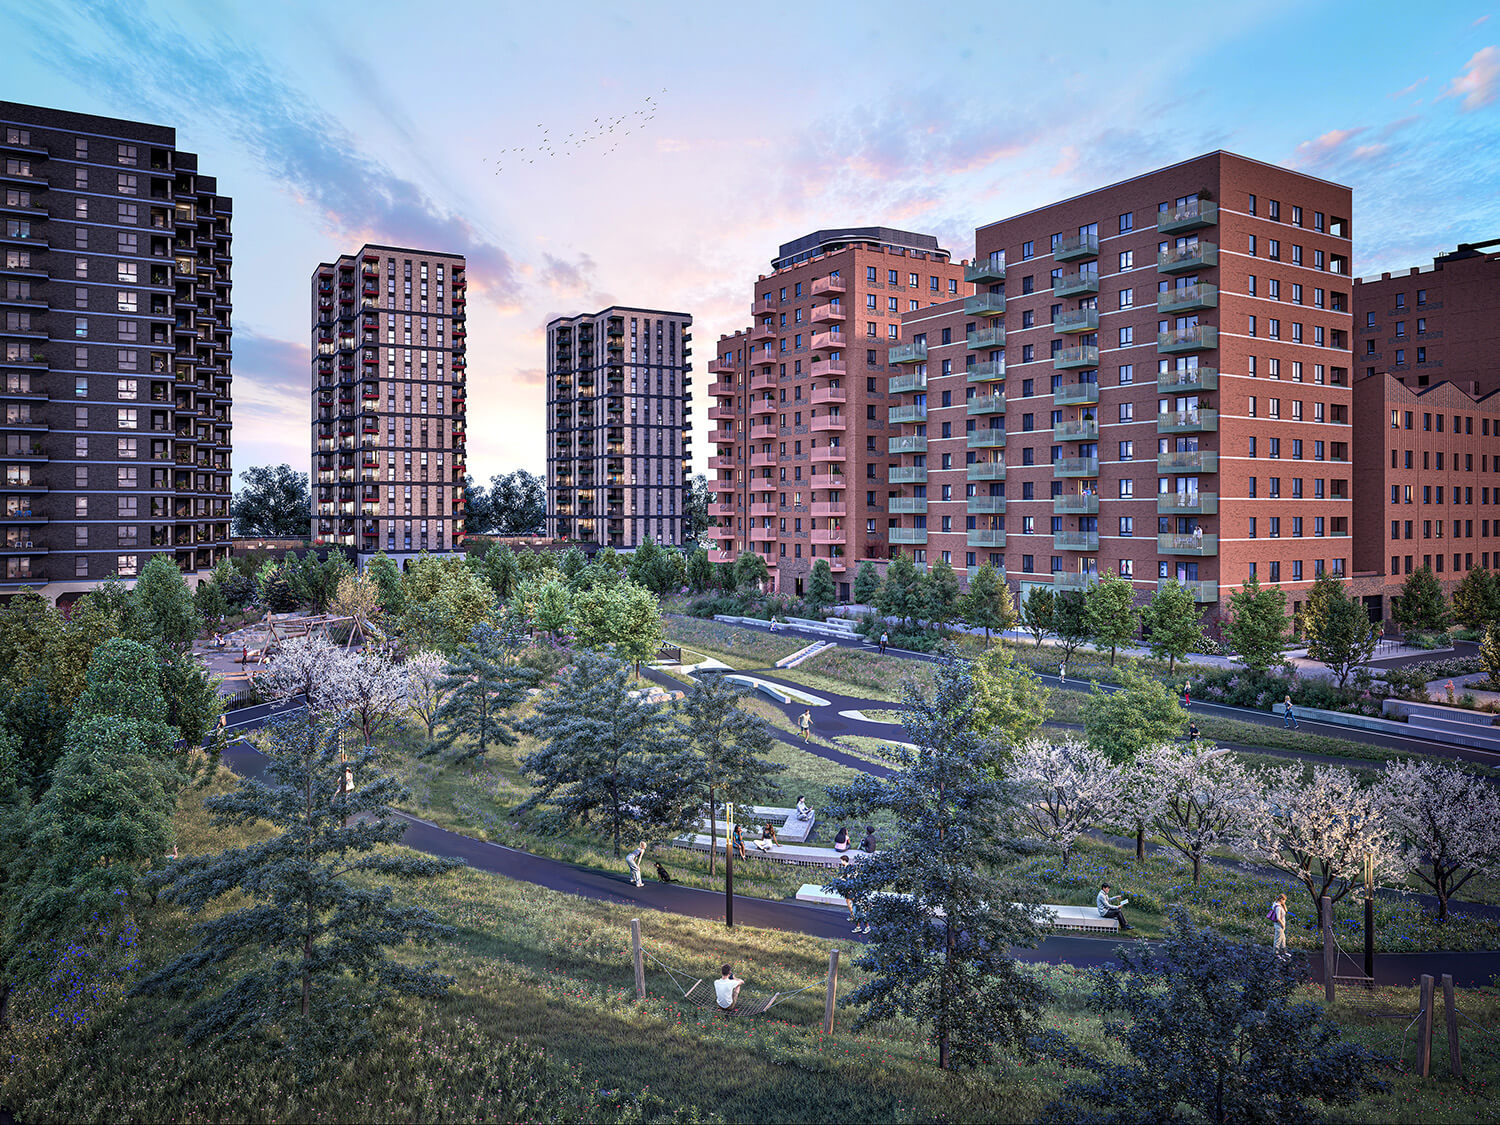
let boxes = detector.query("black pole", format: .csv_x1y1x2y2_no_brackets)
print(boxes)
1364,893,1375,982
725,833,734,928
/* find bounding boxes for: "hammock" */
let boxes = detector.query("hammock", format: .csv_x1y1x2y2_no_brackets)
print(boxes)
644,948,825,1017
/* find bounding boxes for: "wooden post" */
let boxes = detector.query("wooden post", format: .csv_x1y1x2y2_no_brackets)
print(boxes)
1321,895,1335,1003
1417,973,1435,1078
1443,973,1461,1079
630,918,646,1002
822,949,840,1036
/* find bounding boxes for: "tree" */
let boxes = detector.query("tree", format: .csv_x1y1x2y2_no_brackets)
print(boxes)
1083,668,1187,859
684,546,714,593
365,553,406,616
1050,589,1090,665
193,576,229,627
404,651,446,748
472,542,522,602
853,561,882,606
258,633,359,717
1380,759,1500,922
1224,574,1289,672
1140,580,1204,673
1392,564,1448,635
330,571,381,632
684,474,712,547
627,539,678,596
1241,764,1408,915
1037,910,1383,1125
135,712,459,1055
1009,738,1123,869
288,550,351,615
399,558,498,653
128,553,203,654
677,676,785,875
1301,572,1378,688
958,563,1015,647
531,578,572,639
968,646,1052,748
231,463,312,538
1452,566,1500,632
1083,572,1138,666
877,553,924,628
344,649,411,750
1142,743,1258,883
825,653,1046,1070
1482,623,1500,689
1019,585,1054,648
805,559,837,616
574,579,664,674
432,624,531,762
732,550,769,593
486,470,546,536
461,473,495,535
518,652,688,857
159,649,227,747
559,546,587,585
923,559,962,630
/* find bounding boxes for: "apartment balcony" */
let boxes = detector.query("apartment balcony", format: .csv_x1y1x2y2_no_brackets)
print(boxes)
967,429,1006,450
1158,242,1218,273
1158,283,1219,314
1054,308,1099,334
889,340,927,364
708,477,737,495
1054,382,1100,407
889,404,926,424
1054,270,1099,297
1054,530,1099,551
968,461,1006,481
810,329,844,351
889,497,927,515
1158,532,1218,556
747,419,776,440
706,358,736,377
964,292,1006,317
889,527,928,546
748,500,777,517
810,445,848,463
811,414,847,432
968,529,1006,548
889,371,927,394
1157,408,1218,434
707,404,736,422
749,452,777,468
967,497,1007,515
809,358,846,379
1055,456,1099,478
811,275,845,296
810,527,846,545
1158,325,1218,354
751,347,777,369
811,384,846,405
1157,366,1218,393
749,526,777,543
889,435,927,454
749,397,775,417
811,501,846,518
967,360,1005,383
750,371,778,392
1158,491,1217,515
1054,345,1099,370
888,466,927,484
1054,573,1098,593
750,322,775,343
965,258,1006,283
751,296,777,318
1157,450,1218,473
1157,200,1218,234
1158,577,1219,602
708,428,735,444
811,304,845,323
1054,418,1098,441
809,472,846,490
966,325,1005,350
1052,231,1099,262
967,392,1006,416
1054,493,1098,515
750,476,777,492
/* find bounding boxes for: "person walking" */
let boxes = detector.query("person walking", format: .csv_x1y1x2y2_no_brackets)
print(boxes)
1282,695,1298,729
878,630,889,655
1270,893,1288,955
837,854,868,934
1059,660,1067,686
626,840,647,888
799,709,812,743
1187,721,1199,744
1183,680,1192,709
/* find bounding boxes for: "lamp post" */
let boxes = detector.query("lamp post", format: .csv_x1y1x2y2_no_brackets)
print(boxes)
724,801,734,928
1363,850,1375,982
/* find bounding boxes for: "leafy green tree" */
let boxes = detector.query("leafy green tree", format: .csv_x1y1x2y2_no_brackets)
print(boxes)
1393,564,1448,635
1083,667,1186,858
959,563,1015,647
231,463,312,538
399,557,497,653
127,554,203,654
1301,572,1378,688
1452,566,1500,632
806,558,837,616
1140,579,1204,673
627,539,680,595
532,578,572,639
1051,589,1091,665
923,559,962,630
594,546,626,578
1083,571,1139,666
256,560,298,613
732,550,769,593
559,545,588,586
574,579,664,674
0,680,68,798
135,711,459,1056
677,675,785,875
968,646,1051,749
825,654,1046,1070
685,546,714,593
461,473,495,535
160,649,226,747
1019,585,1054,648
432,624,531,762
364,552,406,616
518,652,689,857
485,469,547,536
1482,623,1500,689
193,576,229,627
684,474,712,547
1225,574,1289,672
1037,910,1382,1125
878,553,924,628
716,559,736,592
288,551,351,615
853,561,882,606
0,588,60,688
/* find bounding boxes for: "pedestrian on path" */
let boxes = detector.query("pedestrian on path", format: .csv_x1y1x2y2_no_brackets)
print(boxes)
1187,721,1199,744
1282,695,1298,729
1183,680,1192,709
799,709,812,742
878,630,889,655
1270,893,1288,955
626,840,647,888
1059,660,1067,685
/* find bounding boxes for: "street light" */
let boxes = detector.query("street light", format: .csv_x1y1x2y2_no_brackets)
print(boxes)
1364,850,1375,982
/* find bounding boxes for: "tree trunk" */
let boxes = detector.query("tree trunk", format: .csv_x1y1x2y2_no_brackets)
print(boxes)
939,922,953,1070
1437,885,1449,924
1192,852,1201,884
1135,824,1145,861
708,793,717,877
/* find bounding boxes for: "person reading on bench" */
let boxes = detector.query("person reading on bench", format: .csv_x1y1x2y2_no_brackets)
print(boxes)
793,795,813,822
715,964,743,1010
1096,882,1131,930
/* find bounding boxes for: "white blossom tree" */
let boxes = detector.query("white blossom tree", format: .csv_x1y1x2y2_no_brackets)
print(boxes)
1380,759,1500,922
1240,764,1408,916
345,649,411,750
404,650,446,747
1009,738,1124,869
257,632,359,717
1115,758,1164,863
1141,743,1258,884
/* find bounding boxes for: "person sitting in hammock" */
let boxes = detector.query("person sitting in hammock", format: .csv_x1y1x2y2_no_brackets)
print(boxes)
714,964,743,1010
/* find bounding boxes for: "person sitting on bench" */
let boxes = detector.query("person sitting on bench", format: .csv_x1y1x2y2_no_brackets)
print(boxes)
832,825,850,852
860,826,878,853
1096,883,1131,930
792,795,813,822
753,822,779,850
714,964,743,1010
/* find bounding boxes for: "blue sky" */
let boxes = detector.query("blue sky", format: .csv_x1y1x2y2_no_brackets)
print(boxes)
4,1,1497,486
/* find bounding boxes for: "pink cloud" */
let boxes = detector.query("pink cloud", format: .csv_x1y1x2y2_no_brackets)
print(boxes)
1291,127,1366,167
1391,75,1429,98
1441,45,1500,111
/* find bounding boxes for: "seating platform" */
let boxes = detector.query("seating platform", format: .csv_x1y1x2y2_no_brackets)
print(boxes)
792,885,1119,931
703,805,815,844
671,834,859,867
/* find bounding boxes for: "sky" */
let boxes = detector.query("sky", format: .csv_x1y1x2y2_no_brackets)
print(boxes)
4,1,1498,489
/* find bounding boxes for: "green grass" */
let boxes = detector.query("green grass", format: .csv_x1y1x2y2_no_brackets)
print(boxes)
773,648,934,703
661,616,804,669
853,708,905,724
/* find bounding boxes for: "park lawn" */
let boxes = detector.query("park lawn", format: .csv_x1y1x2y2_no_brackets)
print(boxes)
661,616,805,669
774,647,935,703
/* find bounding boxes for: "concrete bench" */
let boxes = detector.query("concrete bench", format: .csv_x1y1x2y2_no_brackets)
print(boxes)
1385,699,1499,726
671,834,853,867
698,812,815,846
786,616,859,635
793,886,1119,932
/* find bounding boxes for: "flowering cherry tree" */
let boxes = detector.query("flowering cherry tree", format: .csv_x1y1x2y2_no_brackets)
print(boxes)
1380,759,1500,922
1141,743,1258,883
344,648,411,750
257,633,359,717
404,650,447,747
1009,738,1124,869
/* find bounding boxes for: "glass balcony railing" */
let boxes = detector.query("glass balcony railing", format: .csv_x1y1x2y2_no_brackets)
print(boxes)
967,393,1006,415
1054,530,1099,551
965,258,1006,283
1054,345,1099,369
889,404,927,424
1054,573,1099,592
1157,200,1218,234
1158,532,1218,556
1159,577,1219,602
1158,283,1219,314
889,340,927,364
1054,308,1099,334
966,325,1006,350
1055,456,1100,477
889,435,928,454
1157,366,1218,393
1055,270,1099,297
1054,418,1099,441
889,527,928,545
967,529,1006,547
966,497,1007,515
888,497,928,515
1055,381,1100,405
1158,242,1218,273
967,461,1007,481
967,429,1007,449
1054,232,1100,262
1054,493,1099,515
1157,450,1218,473
1157,491,1217,515
889,371,927,394
967,360,1005,383
888,466,927,484
1158,325,1218,354
964,292,1007,316
1157,408,1218,433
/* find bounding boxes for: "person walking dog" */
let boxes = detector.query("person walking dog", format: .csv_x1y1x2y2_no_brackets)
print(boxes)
626,840,647,888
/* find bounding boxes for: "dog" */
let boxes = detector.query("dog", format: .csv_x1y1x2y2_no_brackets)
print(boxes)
654,861,675,884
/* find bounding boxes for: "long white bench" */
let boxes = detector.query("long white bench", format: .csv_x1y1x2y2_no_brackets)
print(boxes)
792,885,1119,932
697,807,816,845
671,834,858,867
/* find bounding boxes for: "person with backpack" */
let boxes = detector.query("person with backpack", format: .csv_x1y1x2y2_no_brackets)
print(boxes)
1269,893,1288,955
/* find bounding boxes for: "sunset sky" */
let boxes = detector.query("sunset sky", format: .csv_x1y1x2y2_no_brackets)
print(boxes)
6,1,1497,487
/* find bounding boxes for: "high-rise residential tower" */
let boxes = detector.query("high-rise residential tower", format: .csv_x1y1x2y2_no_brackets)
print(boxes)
707,228,967,599
886,152,1355,619
0,101,233,605
311,245,466,562
545,306,692,549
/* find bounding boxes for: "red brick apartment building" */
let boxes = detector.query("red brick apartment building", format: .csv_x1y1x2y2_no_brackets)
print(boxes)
1350,239,1500,613
707,228,969,599
886,152,1356,619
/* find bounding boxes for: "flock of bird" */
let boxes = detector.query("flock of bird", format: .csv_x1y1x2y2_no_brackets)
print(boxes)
485,91,664,174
